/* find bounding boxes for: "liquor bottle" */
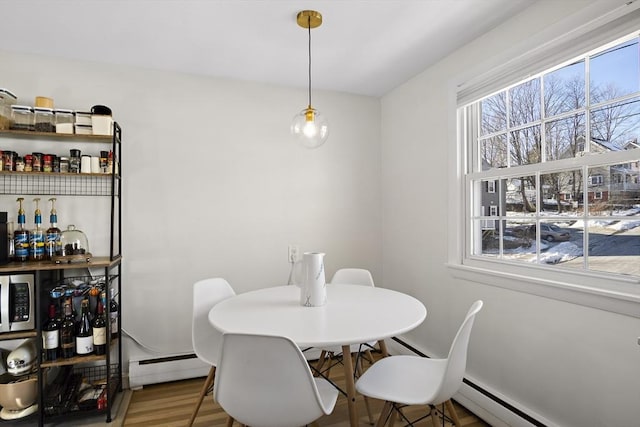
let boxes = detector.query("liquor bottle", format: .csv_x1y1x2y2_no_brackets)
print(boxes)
60,303,75,358
13,198,30,262
29,198,45,261
42,303,60,361
92,299,107,355
109,288,119,340
45,197,61,259
76,299,93,356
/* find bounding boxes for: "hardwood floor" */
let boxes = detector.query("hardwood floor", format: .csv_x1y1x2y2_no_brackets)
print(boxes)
123,357,490,427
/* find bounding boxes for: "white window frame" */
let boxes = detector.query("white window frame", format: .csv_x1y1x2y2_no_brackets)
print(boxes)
448,3,640,318
487,180,496,193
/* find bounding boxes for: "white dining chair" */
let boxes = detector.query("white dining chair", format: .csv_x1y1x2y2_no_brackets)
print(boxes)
355,300,483,427
315,268,377,373
214,332,339,427
187,278,236,427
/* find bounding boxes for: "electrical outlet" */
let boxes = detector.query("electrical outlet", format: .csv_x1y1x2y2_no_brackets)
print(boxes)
288,245,299,263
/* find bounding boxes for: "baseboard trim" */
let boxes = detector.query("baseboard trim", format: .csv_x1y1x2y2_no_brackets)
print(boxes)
388,336,551,427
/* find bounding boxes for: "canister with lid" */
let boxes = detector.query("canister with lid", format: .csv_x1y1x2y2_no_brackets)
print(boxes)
10,106,34,131
54,109,74,134
34,107,55,132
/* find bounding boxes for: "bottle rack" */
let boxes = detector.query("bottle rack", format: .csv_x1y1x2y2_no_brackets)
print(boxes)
0,122,122,426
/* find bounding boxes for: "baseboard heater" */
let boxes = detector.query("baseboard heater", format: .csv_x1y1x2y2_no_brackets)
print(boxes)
390,337,547,427
128,353,209,390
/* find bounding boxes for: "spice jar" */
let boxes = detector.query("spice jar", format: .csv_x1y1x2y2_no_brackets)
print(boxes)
15,156,24,172
10,105,34,131
43,154,53,172
3,151,14,171
59,157,69,173
69,149,81,173
32,152,43,172
24,154,33,172
34,107,55,132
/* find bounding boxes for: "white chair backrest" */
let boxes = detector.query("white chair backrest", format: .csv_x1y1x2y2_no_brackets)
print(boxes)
330,268,375,287
431,300,483,405
191,278,235,366
214,333,332,427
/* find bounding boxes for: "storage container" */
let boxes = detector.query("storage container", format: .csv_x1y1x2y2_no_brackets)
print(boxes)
74,124,92,135
91,115,113,136
0,88,17,105
34,107,55,132
0,104,11,130
10,105,34,131
55,109,75,134
35,96,53,109
75,112,92,126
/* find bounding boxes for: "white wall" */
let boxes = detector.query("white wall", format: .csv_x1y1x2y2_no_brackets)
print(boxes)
0,52,382,358
381,1,640,426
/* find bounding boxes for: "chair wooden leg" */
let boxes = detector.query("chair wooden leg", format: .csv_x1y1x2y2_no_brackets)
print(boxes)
356,357,374,424
445,399,461,427
314,350,328,376
225,416,234,426
375,401,393,427
429,405,440,427
187,366,215,427
388,409,397,427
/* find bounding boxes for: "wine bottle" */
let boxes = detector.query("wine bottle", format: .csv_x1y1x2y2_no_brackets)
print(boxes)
42,303,60,361
76,299,93,356
109,288,119,340
60,303,75,358
92,299,107,355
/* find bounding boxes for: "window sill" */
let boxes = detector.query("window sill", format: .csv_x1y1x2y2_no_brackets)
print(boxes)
447,261,640,318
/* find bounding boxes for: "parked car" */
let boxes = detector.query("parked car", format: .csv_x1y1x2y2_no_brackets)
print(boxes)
513,223,570,242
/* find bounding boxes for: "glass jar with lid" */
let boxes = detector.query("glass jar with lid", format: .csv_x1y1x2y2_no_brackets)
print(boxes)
52,224,92,263
34,107,55,132
10,105,34,131
54,109,74,134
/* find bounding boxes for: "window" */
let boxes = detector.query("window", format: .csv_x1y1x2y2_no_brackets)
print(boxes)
589,175,604,185
461,32,640,283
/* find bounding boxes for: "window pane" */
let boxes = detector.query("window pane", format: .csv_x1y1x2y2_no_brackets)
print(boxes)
587,161,640,214
590,39,639,103
481,92,507,135
510,125,541,165
590,96,640,151
480,134,507,170
586,219,640,276
544,60,585,117
537,220,582,267
541,170,583,214
545,114,585,161
506,176,537,213
509,78,541,127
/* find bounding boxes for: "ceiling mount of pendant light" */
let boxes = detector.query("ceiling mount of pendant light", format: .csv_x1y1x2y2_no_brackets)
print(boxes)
291,10,329,149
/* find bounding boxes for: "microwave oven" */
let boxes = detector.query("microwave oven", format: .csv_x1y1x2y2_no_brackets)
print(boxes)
0,274,35,333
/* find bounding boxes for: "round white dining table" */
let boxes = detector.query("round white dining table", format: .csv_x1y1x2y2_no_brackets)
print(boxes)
209,284,427,427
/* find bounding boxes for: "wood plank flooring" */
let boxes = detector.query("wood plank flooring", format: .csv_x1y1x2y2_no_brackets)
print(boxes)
123,357,490,427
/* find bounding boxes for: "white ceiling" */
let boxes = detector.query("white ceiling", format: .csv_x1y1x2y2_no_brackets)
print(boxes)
1,0,533,97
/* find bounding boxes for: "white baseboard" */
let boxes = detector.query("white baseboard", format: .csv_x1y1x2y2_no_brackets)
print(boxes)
128,353,209,390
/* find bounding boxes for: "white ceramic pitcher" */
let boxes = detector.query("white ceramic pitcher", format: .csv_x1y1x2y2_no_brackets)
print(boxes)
300,252,326,307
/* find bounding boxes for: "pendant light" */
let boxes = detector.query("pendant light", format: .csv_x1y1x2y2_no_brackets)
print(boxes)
291,10,329,149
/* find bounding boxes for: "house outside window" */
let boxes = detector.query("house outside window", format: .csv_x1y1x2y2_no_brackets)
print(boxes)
460,31,640,286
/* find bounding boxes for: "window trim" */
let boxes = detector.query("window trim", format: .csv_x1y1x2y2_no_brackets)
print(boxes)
448,2,640,318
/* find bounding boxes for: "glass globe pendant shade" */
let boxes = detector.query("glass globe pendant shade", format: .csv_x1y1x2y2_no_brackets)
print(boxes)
291,106,329,149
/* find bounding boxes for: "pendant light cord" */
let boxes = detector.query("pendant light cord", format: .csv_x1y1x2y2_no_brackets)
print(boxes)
307,16,312,108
